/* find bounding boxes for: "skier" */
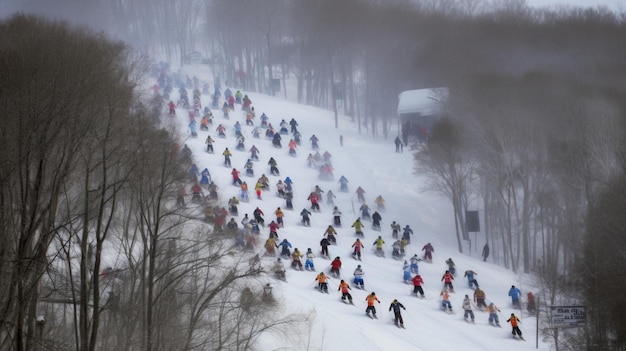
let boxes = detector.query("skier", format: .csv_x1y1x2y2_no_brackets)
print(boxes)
309,134,319,150
217,124,227,137
200,168,211,188
326,190,336,205
231,168,242,186
253,207,265,226
305,248,316,271
487,302,501,327
365,292,381,318
507,313,523,339
244,159,254,177
462,295,475,323
249,145,260,160
222,147,232,167
371,211,382,230
353,265,365,289
320,237,331,259
300,208,312,226
394,136,403,153
240,181,249,202
291,248,303,270
445,258,456,276
374,195,385,211
391,221,401,239
338,175,349,192
410,254,421,274
411,274,425,298
474,288,487,309
272,258,286,280
464,270,479,289
527,291,536,314
391,240,403,260
288,139,297,156
338,280,353,304
228,196,239,216
402,225,413,244
275,207,285,227
402,260,412,284
205,135,215,153
422,242,434,262
441,270,454,292
330,256,342,277
278,239,292,258
285,190,294,209
389,299,407,327
352,238,364,260
307,192,320,211
268,157,279,176
373,236,385,257
332,206,342,226
359,203,370,221
289,118,298,133
440,289,453,312
265,236,278,256
482,243,490,262
276,180,285,198
324,225,338,245
315,272,329,293
355,186,366,203
508,285,522,308
272,133,282,148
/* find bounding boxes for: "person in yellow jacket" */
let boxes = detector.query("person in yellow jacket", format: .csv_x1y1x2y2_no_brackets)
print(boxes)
254,181,263,199
351,218,364,237
275,207,285,227
338,280,353,304
315,272,329,293
365,292,381,318
291,248,303,270
373,236,385,257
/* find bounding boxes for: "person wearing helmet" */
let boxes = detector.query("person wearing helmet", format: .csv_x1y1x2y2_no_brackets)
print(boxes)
507,313,523,339
365,292,381,318
389,299,407,327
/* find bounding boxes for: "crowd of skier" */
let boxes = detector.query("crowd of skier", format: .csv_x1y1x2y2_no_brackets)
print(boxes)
153,63,536,339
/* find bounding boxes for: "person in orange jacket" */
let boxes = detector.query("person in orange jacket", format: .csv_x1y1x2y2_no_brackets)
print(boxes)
365,292,381,318
338,280,353,304
507,313,523,338
315,272,329,293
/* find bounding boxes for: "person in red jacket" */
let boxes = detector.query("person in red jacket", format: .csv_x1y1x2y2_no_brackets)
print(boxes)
338,280,353,304
411,275,425,298
441,270,454,292
231,168,242,186
330,257,342,277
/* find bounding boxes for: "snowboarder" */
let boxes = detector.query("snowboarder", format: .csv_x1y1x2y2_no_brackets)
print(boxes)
507,313,523,339
352,238,364,260
508,285,522,308
353,265,364,289
462,294,475,323
445,258,456,276
412,275,425,298
464,270,479,289
389,299,406,327
338,280,353,304
365,292,381,318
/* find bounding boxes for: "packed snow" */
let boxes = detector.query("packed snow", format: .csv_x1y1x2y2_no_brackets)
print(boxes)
166,65,548,351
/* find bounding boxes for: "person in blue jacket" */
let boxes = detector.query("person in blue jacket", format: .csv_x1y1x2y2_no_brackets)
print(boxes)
278,239,292,258
508,285,522,308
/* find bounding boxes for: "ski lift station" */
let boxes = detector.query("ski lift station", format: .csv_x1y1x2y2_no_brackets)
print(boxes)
397,87,449,143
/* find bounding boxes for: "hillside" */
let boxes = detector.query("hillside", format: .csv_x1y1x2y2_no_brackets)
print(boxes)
170,65,547,351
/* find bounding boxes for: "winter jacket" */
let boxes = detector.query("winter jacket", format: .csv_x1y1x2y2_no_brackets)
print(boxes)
366,294,380,306
389,301,406,313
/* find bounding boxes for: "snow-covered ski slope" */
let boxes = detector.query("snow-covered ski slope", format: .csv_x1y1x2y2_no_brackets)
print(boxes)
171,65,547,351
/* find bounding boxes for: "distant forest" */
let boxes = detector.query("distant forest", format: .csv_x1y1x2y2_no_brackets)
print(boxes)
3,0,626,350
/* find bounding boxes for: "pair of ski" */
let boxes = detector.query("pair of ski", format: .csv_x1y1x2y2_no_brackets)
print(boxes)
394,322,406,329
465,318,476,324
366,313,378,319
514,335,526,341
342,299,355,305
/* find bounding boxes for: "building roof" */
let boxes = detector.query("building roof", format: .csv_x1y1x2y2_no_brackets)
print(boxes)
397,87,449,116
